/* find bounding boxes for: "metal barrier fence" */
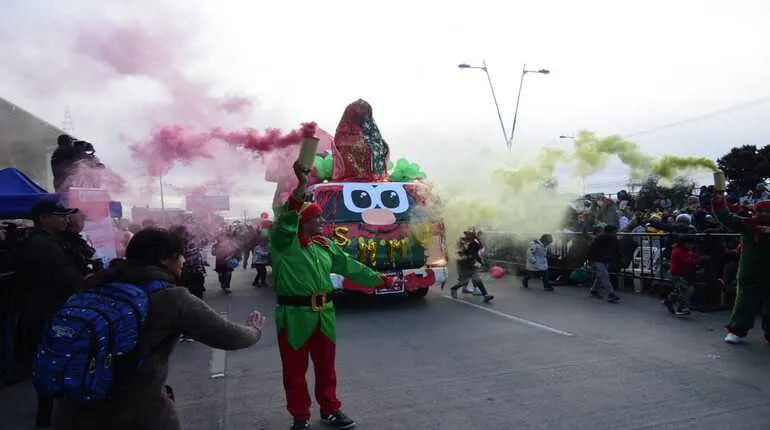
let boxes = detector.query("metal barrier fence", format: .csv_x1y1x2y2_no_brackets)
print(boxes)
482,231,741,309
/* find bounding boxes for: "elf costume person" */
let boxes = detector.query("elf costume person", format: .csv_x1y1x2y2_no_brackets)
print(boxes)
712,195,770,345
270,162,389,430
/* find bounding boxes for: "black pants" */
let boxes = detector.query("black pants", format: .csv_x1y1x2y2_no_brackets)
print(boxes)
16,311,53,428
252,264,267,286
181,272,205,299
522,270,551,289
241,249,250,269
218,271,232,290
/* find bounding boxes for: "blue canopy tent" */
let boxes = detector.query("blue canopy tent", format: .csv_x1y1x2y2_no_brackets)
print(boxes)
0,167,63,219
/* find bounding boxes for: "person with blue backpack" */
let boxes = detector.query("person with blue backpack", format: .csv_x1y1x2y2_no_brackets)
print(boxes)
36,228,265,430
16,199,83,429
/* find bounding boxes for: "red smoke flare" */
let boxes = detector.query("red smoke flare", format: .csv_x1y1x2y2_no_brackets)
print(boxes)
131,122,318,177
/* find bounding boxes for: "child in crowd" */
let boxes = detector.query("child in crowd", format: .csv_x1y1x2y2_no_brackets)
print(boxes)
522,234,553,291
665,235,702,317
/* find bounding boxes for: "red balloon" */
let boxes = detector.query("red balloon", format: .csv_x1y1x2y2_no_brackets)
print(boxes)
489,266,505,279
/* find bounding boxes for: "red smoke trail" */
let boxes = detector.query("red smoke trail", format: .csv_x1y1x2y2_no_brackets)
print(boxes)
131,122,318,177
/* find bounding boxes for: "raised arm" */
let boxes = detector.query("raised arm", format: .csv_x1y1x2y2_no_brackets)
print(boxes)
712,195,748,233
270,162,309,250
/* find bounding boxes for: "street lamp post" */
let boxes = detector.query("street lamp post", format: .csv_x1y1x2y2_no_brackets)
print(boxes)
458,61,508,147
509,64,550,150
159,175,165,210
559,135,585,194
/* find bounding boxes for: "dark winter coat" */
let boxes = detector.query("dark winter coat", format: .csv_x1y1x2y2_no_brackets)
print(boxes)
52,264,261,430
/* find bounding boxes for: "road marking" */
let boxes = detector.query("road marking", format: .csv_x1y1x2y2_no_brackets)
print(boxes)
210,312,228,379
442,296,575,337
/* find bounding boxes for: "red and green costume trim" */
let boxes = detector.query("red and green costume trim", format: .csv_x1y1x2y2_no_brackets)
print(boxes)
713,196,770,339
270,195,382,419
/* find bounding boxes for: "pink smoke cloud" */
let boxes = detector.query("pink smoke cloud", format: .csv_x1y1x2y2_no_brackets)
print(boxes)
75,22,177,76
131,122,318,177
75,19,256,126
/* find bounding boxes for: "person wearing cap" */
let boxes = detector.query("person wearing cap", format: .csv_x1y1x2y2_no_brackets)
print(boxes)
712,195,770,345
271,162,388,430
16,199,84,428
58,209,99,276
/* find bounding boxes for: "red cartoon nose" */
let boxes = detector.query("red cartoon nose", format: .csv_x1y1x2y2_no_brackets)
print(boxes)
362,208,396,226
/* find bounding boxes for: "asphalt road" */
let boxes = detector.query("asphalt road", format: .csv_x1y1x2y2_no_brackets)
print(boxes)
3,268,770,430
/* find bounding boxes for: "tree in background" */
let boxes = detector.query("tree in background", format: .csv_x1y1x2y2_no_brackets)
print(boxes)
635,176,695,210
717,145,770,194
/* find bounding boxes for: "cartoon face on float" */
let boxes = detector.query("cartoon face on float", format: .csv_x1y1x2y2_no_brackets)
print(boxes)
341,183,410,226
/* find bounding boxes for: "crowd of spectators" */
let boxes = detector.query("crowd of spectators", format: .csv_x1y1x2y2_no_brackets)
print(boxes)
547,185,755,311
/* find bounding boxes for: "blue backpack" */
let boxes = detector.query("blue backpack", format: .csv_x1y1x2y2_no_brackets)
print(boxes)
34,280,172,402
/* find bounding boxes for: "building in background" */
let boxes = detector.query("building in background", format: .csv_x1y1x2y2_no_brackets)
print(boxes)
0,98,63,190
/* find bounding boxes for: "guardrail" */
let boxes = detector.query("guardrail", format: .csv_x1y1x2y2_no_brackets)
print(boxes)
482,231,741,310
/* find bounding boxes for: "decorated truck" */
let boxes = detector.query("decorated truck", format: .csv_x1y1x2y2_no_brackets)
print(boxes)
265,99,448,297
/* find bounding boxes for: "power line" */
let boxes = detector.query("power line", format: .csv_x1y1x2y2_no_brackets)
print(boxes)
623,95,770,138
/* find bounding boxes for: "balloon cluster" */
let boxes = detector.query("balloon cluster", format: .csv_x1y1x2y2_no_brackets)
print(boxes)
313,153,333,181
388,158,427,182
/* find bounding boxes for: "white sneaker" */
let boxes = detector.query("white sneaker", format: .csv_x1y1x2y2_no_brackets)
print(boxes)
724,333,745,344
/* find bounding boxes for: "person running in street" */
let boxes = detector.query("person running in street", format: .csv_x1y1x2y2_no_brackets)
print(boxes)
522,234,554,291
450,229,494,302
270,161,389,430
587,225,621,303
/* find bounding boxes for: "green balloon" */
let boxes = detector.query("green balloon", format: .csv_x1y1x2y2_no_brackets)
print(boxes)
314,154,333,180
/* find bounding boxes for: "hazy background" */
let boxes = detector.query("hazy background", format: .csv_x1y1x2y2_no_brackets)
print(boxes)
1,0,769,218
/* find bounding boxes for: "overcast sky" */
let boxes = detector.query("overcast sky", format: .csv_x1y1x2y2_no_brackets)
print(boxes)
2,0,769,216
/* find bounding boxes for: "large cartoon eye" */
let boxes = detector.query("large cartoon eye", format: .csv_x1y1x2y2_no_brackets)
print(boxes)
342,184,376,213
373,184,409,214
380,190,401,209
351,190,372,208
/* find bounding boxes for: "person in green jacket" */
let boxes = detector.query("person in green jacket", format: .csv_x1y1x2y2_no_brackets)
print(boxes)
713,196,770,345
271,162,388,430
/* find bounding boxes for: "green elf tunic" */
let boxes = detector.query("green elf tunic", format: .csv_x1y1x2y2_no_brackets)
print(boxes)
713,197,770,334
270,199,383,350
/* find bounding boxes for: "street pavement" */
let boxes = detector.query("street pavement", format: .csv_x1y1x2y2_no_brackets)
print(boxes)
3,267,770,430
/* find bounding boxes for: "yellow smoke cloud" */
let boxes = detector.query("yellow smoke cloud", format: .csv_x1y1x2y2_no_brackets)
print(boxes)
435,130,717,253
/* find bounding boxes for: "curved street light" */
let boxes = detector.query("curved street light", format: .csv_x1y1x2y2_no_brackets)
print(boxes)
509,64,550,149
458,60,508,147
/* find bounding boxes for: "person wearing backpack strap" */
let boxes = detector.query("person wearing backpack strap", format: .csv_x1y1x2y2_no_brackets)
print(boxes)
16,200,81,428
46,228,265,430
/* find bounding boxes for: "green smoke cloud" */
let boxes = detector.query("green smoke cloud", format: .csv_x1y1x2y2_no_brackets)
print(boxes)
496,130,717,191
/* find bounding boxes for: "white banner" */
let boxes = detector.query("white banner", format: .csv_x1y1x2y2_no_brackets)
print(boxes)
81,217,117,267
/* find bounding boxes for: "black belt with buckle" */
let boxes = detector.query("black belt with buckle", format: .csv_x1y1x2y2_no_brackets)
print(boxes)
276,293,332,311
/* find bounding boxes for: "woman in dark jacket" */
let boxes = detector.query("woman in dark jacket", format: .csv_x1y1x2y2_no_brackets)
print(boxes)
52,229,265,430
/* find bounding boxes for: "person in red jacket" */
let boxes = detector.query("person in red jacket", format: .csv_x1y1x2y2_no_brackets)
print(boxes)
664,235,702,316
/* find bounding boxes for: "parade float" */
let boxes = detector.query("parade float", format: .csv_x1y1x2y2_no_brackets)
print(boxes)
265,99,448,297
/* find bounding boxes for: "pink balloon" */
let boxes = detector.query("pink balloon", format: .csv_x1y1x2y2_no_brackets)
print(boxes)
489,266,505,279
